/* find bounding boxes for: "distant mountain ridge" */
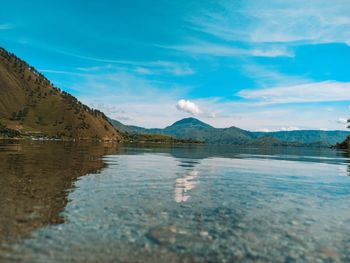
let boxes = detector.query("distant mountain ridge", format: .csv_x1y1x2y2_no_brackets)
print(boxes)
110,117,349,146
0,47,122,141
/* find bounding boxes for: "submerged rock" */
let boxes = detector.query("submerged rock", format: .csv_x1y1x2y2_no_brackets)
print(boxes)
146,225,179,245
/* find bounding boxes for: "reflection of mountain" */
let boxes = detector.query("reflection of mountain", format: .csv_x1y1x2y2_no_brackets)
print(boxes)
0,142,119,249
341,150,350,177
120,144,348,166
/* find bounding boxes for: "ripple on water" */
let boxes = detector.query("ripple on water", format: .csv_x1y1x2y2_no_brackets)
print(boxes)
1,144,350,262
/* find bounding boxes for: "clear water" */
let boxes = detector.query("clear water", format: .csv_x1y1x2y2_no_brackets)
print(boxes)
1,142,350,262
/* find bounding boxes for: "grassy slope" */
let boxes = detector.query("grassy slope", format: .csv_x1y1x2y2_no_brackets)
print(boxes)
0,47,122,141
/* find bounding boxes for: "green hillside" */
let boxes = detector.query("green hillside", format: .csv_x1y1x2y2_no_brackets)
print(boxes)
254,130,350,146
336,119,350,149
0,47,122,141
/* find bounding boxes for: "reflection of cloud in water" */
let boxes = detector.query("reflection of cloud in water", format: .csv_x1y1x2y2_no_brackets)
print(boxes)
174,171,199,203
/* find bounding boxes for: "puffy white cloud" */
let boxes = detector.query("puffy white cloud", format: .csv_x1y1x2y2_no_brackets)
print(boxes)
176,99,202,116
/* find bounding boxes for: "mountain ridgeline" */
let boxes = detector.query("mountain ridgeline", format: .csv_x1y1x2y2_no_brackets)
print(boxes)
0,47,121,141
111,117,350,147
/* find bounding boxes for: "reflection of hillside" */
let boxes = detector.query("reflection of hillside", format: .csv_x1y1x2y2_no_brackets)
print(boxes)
342,150,350,177
122,143,348,165
0,141,119,248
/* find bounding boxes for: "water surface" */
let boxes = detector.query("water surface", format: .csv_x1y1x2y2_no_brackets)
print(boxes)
1,142,350,262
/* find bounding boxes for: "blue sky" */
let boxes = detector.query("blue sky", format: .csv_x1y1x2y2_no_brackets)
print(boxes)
1,0,350,130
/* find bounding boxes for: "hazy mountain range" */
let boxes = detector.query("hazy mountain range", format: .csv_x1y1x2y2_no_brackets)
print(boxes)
111,117,349,146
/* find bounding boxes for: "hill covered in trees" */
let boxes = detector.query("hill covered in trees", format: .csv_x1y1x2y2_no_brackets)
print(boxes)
336,119,350,149
0,47,121,141
111,117,350,147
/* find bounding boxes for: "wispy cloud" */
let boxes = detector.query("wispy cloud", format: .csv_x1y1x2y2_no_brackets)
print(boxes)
189,0,350,45
0,23,14,30
337,117,348,124
75,60,195,76
168,42,294,57
39,69,86,76
238,81,350,104
40,60,194,78
241,64,309,88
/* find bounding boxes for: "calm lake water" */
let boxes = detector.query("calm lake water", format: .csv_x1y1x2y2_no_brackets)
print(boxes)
1,141,350,263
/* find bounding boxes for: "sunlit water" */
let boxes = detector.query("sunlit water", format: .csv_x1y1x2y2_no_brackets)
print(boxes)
1,142,350,262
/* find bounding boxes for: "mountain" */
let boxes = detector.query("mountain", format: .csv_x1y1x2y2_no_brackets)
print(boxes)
111,117,254,144
163,118,255,144
336,119,350,149
112,117,349,146
0,47,122,141
109,119,153,135
168,117,213,129
253,130,350,146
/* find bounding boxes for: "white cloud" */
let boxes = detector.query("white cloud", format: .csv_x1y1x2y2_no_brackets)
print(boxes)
189,0,350,45
169,42,294,57
241,64,309,88
42,60,195,78
250,48,294,57
134,67,153,75
238,81,350,104
0,23,14,30
176,99,202,116
50,49,195,76
209,111,217,118
175,99,218,118
150,61,195,75
279,126,300,131
257,126,300,132
338,118,348,124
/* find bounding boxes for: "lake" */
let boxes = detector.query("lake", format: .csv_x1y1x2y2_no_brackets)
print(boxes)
0,141,350,263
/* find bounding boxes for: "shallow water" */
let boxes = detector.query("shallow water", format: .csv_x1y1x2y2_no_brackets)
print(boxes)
1,142,350,262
